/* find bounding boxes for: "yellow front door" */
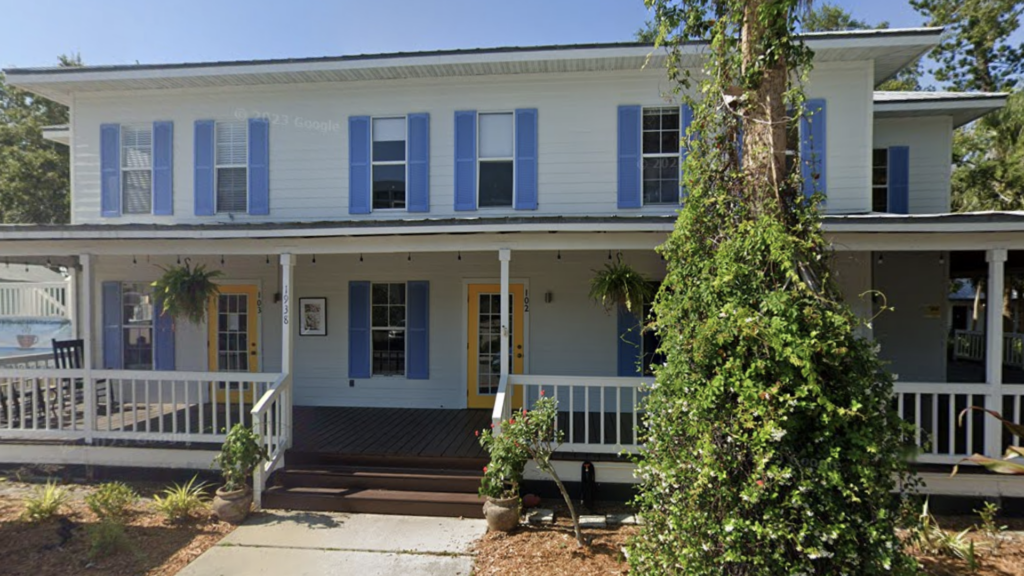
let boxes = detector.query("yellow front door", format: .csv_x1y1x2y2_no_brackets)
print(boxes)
208,285,260,403
467,284,525,410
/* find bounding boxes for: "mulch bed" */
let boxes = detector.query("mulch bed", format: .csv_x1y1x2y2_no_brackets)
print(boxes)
474,503,1024,575
0,478,234,576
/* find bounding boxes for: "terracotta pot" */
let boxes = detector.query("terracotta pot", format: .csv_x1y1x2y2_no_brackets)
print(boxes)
483,496,520,532
212,486,252,524
16,334,37,349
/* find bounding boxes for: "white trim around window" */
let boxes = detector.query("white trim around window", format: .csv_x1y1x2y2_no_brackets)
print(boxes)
371,116,408,211
477,111,516,208
215,120,248,214
121,124,154,215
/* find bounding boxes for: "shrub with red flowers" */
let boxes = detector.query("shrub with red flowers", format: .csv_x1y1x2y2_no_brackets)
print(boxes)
478,419,529,500
479,396,587,547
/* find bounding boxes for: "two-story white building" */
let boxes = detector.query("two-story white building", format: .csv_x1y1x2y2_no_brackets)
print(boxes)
0,27,1019,515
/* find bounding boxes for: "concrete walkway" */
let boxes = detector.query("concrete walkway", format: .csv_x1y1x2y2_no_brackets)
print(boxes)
176,511,487,576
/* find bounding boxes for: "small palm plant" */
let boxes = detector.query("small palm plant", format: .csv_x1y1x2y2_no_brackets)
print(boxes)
953,408,1024,475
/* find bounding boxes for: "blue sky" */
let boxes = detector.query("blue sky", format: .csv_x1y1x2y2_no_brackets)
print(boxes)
0,0,936,69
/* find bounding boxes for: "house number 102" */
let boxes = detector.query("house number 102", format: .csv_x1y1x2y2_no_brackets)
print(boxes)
524,292,530,314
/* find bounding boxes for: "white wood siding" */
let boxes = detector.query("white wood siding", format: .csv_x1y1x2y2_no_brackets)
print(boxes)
70,62,873,224
873,116,953,214
89,250,664,409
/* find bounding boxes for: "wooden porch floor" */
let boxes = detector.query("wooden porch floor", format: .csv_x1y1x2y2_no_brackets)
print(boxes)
291,406,490,460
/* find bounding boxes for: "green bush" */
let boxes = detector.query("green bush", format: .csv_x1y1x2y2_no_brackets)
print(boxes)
215,424,268,492
21,480,70,522
85,482,137,523
86,519,131,559
153,476,209,523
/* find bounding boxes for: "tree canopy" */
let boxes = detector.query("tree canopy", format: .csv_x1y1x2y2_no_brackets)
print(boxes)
0,54,80,224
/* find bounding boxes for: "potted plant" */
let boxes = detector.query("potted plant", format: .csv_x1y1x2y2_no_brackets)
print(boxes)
212,424,268,524
589,254,655,315
477,422,529,532
151,258,222,324
15,322,37,349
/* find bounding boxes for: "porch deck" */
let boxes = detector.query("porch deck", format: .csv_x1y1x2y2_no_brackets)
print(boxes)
291,406,490,461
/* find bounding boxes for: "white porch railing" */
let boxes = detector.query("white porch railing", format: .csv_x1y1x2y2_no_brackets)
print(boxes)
252,373,292,509
894,382,1024,465
492,374,655,454
953,329,1024,369
0,368,283,444
0,352,56,369
0,282,69,318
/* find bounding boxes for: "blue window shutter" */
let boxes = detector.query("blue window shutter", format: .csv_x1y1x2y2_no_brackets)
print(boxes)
617,105,642,209
801,99,827,199
407,113,430,213
406,281,429,379
454,110,477,211
102,281,123,369
194,120,215,216
152,121,174,215
153,294,175,370
248,117,270,215
680,104,694,198
514,108,538,210
348,281,371,378
617,305,642,377
100,124,121,217
888,146,910,214
349,116,371,215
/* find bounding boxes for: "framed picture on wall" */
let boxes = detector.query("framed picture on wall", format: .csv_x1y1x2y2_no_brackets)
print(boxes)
299,297,327,336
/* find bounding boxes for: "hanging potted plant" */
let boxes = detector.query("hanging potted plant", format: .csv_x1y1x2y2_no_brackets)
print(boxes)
151,258,222,324
589,254,655,316
212,423,268,524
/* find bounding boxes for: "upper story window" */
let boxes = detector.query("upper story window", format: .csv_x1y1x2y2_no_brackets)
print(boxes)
872,148,889,212
121,282,154,370
372,117,407,210
371,282,406,376
121,125,153,214
479,112,514,207
642,107,680,205
215,120,248,213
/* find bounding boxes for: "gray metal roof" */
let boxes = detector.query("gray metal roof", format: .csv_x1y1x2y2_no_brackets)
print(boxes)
4,28,943,105
874,91,1008,127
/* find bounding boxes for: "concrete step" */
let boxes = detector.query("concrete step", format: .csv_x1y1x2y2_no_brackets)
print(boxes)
262,486,485,518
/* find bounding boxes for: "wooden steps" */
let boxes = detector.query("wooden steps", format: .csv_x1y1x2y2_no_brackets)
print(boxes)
261,453,487,518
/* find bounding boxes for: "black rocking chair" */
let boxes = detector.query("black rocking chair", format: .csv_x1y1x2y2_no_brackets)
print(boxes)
52,339,116,415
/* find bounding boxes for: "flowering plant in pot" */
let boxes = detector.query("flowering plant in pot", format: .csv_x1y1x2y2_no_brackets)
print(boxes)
212,424,268,524
477,420,529,532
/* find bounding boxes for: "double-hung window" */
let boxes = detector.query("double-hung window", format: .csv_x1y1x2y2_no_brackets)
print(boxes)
215,120,248,213
372,117,407,209
121,125,153,214
642,107,680,205
478,112,514,207
872,148,889,212
121,282,154,370
371,283,406,376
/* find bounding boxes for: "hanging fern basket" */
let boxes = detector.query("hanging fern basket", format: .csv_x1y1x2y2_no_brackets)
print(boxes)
589,255,655,315
151,259,223,325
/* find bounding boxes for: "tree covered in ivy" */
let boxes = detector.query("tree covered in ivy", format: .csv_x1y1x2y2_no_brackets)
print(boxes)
627,1,918,574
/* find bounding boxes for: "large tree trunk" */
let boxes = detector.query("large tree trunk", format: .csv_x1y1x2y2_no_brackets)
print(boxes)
741,0,790,207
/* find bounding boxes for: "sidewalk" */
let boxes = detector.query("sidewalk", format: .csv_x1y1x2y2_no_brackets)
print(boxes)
176,511,487,576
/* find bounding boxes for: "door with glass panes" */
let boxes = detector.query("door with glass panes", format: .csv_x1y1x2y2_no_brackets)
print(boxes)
467,284,525,409
207,285,259,403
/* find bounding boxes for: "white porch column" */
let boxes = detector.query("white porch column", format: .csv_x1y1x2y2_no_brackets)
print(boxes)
80,254,95,445
67,266,78,339
280,254,295,448
985,248,1007,459
280,254,295,375
499,249,511,378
